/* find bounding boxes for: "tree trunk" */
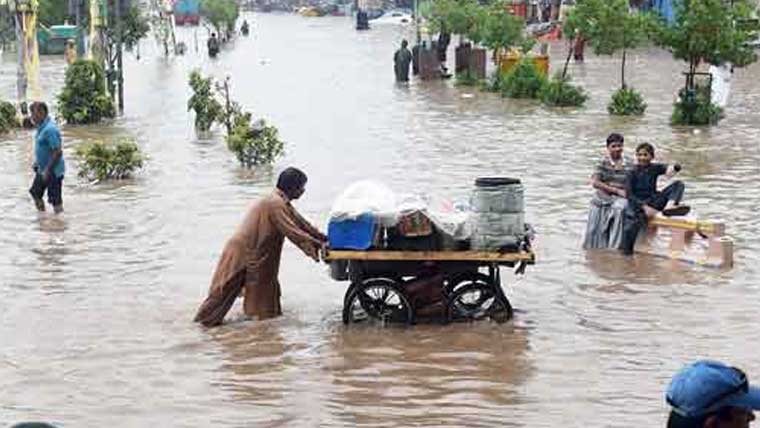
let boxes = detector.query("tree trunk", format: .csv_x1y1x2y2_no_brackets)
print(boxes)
115,0,124,112
688,58,697,90
562,41,573,79
15,10,40,105
621,49,627,90
15,13,27,104
222,79,233,135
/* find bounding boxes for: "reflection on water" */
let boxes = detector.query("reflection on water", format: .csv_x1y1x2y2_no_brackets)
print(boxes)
1,12,760,428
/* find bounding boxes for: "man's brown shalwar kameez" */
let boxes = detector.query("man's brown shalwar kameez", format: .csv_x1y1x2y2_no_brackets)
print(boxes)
194,190,325,327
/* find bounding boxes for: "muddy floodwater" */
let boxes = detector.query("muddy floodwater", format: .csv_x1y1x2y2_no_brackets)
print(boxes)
1,13,760,428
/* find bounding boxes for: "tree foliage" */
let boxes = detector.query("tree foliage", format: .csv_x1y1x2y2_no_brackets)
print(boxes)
187,71,284,167
0,100,19,134
200,0,239,35
480,2,527,52
107,6,150,50
539,72,588,107
188,70,223,132
656,0,759,73
37,0,73,26
75,139,144,181
671,85,723,126
424,0,479,39
423,0,527,49
608,87,647,115
655,0,758,124
226,113,284,168
57,60,116,124
500,58,547,99
564,0,657,90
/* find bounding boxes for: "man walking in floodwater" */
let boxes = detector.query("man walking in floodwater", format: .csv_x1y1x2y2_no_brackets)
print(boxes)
394,39,413,82
207,33,220,58
29,102,65,214
194,168,328,327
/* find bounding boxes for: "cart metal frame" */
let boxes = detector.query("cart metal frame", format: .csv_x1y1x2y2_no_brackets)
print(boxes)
325,250,535,325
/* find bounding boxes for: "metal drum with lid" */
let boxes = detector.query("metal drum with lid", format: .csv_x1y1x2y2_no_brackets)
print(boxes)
470,177,525,251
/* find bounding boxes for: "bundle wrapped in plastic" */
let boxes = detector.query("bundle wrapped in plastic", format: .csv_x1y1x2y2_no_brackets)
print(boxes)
329,180,400,226
327,181,473,250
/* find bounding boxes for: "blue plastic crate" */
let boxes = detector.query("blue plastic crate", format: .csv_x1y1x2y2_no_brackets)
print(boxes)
328,214,377,250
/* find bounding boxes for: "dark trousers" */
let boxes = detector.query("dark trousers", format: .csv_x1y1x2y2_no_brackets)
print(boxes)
620,181,685,255
29,173,63,207
647,181,685,211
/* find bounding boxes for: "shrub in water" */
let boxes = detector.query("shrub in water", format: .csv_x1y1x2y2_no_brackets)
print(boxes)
539,73,588,107
226,112,284,168
0,100,18,133
455,70,481,87
57,60,116,125
608,87,647,115
75,139,145,181
671,85,723,126
188,70,223,132
500,58,547,99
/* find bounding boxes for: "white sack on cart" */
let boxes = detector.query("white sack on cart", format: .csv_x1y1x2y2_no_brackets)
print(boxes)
425,195,472,241
397,193,472,240
330,181,472,238
329,180,399,226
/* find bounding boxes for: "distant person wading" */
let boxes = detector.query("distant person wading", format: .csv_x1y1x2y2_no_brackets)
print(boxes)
394,40,413,82
28,102,65,214
207,33,220,58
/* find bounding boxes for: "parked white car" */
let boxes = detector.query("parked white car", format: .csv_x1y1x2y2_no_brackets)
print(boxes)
371,9,413,25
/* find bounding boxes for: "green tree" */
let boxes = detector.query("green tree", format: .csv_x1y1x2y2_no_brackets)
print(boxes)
480,2,527,54
424,0,480,43
37,0,73,26
107,6,150,50
75,139,145,181
566,0,655,89
0,100,19,134
200,0,239,36
226,113,284,168
656,0,758,124
500,57,547,99
657,0,758,82
57,60,116,124
564,0,657,114
187,70,222,132
539,72,588,107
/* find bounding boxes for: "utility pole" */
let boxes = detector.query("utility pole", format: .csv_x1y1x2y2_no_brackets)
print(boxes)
115,0,124,111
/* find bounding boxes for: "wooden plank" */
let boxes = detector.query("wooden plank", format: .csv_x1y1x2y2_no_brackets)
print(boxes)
650,216,723,235
325,250,535,262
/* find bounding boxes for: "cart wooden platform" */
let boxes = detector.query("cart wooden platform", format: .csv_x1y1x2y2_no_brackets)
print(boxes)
325,250,535,325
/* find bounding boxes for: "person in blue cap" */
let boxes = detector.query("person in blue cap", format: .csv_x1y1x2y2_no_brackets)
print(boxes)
667,360,760,428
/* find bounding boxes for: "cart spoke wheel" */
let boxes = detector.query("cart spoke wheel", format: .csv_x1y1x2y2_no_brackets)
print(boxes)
444,272,494,297
343,278,414,326
447,282,513,324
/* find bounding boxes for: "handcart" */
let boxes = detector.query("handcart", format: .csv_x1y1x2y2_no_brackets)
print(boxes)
325,249,535,325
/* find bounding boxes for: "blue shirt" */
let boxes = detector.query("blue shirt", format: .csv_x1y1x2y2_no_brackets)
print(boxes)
35,117,65,178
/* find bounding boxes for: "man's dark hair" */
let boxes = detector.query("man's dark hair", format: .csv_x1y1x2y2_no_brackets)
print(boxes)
606,133,624,146
30,101,48,116
277,167,307,198
636,142,655,157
